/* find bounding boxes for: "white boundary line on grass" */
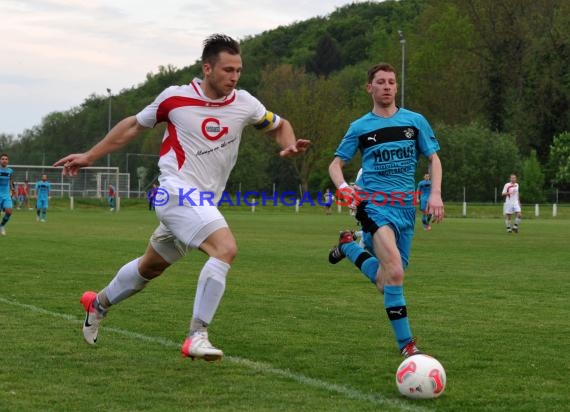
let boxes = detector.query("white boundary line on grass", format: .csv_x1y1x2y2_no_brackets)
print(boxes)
1,297,430,412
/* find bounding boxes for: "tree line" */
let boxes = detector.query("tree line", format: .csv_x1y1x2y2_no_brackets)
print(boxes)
1,0,569,202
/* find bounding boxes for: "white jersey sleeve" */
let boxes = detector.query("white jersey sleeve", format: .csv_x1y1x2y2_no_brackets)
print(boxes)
136,86,180,128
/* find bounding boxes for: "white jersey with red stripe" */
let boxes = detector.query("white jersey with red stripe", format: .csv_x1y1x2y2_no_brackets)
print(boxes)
502,182,520,205
136,78,281,202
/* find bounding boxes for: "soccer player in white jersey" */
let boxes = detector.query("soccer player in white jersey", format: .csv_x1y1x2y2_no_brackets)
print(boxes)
54,34,310,361
502,173,522,233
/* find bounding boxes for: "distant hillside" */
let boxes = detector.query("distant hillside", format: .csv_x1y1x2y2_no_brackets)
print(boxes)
3,0,569,195
4,0,426,169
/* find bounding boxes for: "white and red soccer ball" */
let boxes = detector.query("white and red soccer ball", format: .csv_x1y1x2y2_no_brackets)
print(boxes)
396,354,446,399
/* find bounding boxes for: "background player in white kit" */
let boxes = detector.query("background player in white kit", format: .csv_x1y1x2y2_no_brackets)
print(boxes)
54,34,310,361
501,173,522,233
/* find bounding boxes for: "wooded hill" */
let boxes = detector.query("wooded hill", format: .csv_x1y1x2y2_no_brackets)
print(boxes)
2,0,569,201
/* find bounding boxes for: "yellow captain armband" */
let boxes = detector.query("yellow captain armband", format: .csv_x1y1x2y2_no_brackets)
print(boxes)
254,111,280,132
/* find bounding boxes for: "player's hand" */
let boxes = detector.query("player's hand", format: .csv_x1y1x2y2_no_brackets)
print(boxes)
279,139,311,158
336,185,354,209
337,184,363,210
428,193,444,223
53,153,93,176
350,184,365,210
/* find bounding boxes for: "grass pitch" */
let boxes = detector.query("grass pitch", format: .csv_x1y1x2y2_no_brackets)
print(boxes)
1,205,569,411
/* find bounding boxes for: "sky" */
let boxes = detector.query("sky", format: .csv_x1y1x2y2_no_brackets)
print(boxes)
0,0,372,137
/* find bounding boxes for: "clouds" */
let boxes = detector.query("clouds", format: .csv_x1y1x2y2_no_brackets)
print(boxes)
0,0,370,136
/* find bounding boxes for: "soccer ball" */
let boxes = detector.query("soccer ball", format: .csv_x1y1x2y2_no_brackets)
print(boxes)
395,354,446,399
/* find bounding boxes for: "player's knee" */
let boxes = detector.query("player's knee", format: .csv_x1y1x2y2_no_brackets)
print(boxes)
384,265,405,285
138,256,169,279
215,242,238,264
200,230,238,263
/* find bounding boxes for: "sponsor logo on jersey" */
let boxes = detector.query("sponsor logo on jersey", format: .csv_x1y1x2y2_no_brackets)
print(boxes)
201,118,229,141
372,142,416,163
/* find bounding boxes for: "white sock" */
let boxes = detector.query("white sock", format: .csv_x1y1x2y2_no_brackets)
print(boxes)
515,217,521,226
104,258,149,305
192,257,230,326
505,219,510,228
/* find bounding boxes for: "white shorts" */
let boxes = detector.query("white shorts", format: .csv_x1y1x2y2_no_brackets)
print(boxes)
503,202,521,215
150,196,228,263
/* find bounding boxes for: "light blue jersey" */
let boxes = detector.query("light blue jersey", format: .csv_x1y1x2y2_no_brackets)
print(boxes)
417,179,432,211
0,166,14,210
36,180,51,200
335,108,439,268
335,108,439,208
0,166,14,197
35,180,51,210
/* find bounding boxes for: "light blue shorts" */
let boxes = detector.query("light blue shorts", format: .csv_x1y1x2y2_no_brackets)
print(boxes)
0,194,13,210
356,201,416,269
36,198,49,209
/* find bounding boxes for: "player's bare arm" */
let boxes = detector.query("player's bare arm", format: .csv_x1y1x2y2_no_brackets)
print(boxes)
329,156,358,207
328,157,347,189
267,118,311,157
54,116,146,176
426,153,444,223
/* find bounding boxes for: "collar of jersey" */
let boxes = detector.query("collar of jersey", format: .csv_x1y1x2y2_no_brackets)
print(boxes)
191,78,235,104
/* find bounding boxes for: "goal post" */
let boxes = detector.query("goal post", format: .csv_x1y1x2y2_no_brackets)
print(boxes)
10,165,129,211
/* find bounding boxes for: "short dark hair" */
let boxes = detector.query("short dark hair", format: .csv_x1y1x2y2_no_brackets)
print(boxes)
202,34,240,66
0,153,8,158
367,62,397,83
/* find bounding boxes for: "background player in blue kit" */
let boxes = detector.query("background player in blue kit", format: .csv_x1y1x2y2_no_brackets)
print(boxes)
328,62,444,358
417,173,432,230
35,174,51,222
0,153,15,235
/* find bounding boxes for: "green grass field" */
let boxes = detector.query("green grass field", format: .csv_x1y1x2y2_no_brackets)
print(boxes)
1,205,569,411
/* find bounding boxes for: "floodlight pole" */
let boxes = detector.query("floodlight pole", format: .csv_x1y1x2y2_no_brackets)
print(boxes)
398,30,406,108
106,88,112,169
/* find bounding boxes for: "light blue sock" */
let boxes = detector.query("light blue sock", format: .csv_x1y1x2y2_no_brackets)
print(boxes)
340,242,378,283
384,285,413,350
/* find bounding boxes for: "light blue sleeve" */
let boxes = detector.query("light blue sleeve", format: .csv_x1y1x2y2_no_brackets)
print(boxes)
416,114,439,157
334,123,359,163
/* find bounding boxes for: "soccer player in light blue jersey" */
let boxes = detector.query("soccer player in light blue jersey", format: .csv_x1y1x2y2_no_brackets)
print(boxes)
417,173,432,230
35,174,51,222
0,153,15,235
328,63,444,358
